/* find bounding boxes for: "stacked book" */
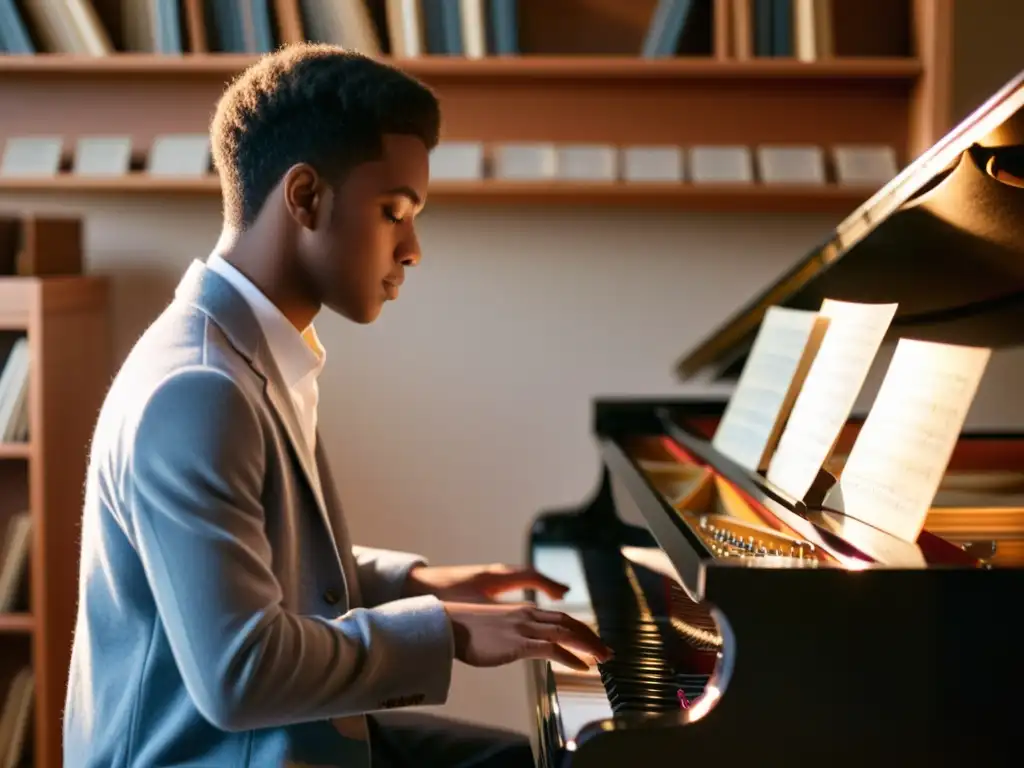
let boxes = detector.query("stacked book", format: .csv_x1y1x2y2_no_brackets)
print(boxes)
0,339,28,444
0,666,33,768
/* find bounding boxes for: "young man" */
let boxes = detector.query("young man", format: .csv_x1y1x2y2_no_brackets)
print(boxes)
63,44,611,768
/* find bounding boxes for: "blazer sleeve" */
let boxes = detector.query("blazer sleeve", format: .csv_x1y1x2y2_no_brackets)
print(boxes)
125,367,454,732
351,545,428,607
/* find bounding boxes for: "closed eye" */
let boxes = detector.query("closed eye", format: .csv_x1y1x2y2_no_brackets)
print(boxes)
382,205,403,224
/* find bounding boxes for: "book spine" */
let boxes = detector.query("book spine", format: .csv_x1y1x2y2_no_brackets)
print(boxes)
487,0,517,55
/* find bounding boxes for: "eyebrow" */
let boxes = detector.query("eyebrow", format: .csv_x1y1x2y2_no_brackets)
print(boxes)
383,185,422,207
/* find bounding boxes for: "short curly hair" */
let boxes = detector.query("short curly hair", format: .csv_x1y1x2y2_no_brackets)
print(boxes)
210,43,441,230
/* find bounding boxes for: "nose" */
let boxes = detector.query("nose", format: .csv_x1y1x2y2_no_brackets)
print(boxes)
396,229,421,267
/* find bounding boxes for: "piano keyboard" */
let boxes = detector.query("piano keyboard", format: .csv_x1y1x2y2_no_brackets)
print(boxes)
532,544,719,743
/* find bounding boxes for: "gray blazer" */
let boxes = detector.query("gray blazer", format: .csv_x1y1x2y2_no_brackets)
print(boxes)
63,260,455,767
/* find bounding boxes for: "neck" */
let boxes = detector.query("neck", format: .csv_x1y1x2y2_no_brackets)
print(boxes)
214,223,319,332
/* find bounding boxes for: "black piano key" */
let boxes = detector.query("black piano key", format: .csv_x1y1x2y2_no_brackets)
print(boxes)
578,546,720,717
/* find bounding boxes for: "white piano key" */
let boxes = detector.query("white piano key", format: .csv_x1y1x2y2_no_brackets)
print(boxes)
532,545,591,610
555,689,614,741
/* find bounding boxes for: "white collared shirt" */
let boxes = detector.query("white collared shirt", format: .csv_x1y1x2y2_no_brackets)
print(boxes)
206,254,325,456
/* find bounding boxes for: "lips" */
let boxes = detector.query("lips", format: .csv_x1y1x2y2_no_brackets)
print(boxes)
383,280,400,300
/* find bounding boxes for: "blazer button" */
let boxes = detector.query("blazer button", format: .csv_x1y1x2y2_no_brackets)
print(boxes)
323,588,341,606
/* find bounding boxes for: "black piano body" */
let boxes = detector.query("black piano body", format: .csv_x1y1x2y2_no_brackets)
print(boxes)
524,69,1024,767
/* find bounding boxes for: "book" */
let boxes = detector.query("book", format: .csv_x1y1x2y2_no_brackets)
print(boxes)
0,511,31,612
765,298,898,501
385,0,425,57
712,305,829,472
459,0,486,58
0,338,29,443
642,0,695,58
487,0,518,55
0,666,34,768
833,339,991,543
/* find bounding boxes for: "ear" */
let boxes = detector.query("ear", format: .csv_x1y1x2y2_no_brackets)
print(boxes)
282,162,323,231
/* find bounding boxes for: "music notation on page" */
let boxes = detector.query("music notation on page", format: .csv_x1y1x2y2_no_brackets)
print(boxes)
766,299,898,502
712,306,829,472
837,338,991,543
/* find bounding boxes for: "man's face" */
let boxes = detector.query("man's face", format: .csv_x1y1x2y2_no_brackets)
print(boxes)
302,133,429,324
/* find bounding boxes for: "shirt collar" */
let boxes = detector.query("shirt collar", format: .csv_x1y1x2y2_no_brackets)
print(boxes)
206,253,325,388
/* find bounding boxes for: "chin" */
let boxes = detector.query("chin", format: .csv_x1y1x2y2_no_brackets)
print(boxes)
329,300,383,325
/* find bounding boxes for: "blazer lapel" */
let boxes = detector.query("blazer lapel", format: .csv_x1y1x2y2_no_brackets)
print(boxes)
174,260,343,570
258,360,341,565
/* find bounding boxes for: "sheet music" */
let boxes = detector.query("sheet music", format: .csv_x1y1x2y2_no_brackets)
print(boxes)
836,339,991,543
766,299,898,501
712,306,827,471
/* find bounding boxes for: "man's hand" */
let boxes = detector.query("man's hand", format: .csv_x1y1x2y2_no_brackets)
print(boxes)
403,563,570,603
443,602,613,671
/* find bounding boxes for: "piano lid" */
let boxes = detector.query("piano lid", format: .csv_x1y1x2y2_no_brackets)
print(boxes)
677,69,1024,380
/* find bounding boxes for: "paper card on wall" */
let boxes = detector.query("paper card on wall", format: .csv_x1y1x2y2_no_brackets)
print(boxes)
493,143,556,180
147,134,211,177
622,146,684,182
766,299,898,501
689,146,754,183
712,306,830,472
429,141,484,181
556,144,618,182
835,339,991,543
0,136,62,177
833,145,899,186
73,136,132,176
757,145,827,185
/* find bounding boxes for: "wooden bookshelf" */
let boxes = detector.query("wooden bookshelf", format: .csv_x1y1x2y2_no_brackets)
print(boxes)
0,0,951,210
0,276,111,768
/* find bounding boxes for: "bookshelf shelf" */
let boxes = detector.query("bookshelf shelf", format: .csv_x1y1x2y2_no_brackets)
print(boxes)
0,176,878,213
0,443,30,459
0,613,34,633
0,176,221,195
0,53,923,82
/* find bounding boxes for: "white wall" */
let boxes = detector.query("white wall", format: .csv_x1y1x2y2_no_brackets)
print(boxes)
953,0,1024,122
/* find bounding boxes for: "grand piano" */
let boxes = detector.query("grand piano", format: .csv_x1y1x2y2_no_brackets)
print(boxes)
524,70,1024,766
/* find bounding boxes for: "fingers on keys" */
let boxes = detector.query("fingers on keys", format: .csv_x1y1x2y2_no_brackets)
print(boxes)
521,607,613,666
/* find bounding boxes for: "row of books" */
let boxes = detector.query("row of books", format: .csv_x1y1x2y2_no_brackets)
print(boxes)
708,298,991,549
0,339,28,444
0,0,502,58
0,0,861,61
